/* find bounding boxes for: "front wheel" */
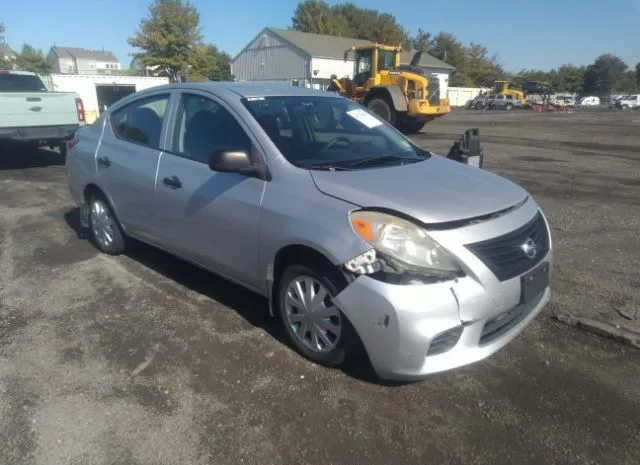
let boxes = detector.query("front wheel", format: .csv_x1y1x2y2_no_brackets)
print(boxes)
505,103,514,111
397,120,427,134
366,98,396,125
277,263,356,367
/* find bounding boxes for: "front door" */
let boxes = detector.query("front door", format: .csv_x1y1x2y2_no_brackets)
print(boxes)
95,92,170,241
153,92,265,288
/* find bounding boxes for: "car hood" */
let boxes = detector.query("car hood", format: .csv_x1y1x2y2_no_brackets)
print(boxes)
310,155,528,225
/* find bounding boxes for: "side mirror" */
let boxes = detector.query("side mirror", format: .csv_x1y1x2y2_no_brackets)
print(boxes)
208,148,269,180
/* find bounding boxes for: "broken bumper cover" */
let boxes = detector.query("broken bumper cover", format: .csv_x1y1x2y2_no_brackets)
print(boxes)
332,271,550,381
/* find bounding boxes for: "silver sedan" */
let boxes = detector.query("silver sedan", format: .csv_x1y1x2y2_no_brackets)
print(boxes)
65,82,552,381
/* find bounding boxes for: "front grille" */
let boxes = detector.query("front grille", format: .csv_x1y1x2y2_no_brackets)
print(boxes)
427,326,463,356
465,212,549,281
479,292,544,345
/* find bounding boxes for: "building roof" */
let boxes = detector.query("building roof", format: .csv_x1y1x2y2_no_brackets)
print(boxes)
0,43,16,57
50,46,119,62
266,28,454,70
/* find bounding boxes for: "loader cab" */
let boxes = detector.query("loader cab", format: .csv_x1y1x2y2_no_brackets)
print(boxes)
494,81,508,95
350,45,402,89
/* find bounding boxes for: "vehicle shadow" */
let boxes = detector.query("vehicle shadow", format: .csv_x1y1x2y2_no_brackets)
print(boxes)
63,207,391,385
0,144,65,169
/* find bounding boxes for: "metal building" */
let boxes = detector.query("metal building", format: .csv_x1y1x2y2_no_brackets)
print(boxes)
231,28,454,96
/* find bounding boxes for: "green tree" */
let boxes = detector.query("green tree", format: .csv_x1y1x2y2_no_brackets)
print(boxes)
583,54,629,96
463,43,503,87
14,44,51,74
291,0,346,36
128,0,202,83
552,64,585,93
205,44,233,81
612,71,637,93
412,29,432,53
0,22,11,69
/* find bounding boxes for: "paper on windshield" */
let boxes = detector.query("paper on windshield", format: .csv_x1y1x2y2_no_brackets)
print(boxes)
346,109,383,128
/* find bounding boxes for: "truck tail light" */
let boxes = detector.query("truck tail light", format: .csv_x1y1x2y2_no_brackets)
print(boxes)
75,98,85,122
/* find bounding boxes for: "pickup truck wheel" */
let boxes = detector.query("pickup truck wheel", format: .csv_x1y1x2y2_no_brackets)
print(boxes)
277,263,359,367
505,103,514,111
475,102,486,110
367,98,396,125
88,195,128,255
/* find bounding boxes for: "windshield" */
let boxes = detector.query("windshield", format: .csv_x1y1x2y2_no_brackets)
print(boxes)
0,73,47,92
377,50,397,71
243,96,428,170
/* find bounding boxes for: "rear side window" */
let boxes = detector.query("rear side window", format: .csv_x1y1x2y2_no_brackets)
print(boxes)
110,94,169,149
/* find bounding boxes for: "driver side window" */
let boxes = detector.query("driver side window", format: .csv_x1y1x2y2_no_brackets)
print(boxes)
354,50,373,87
172,93,251,164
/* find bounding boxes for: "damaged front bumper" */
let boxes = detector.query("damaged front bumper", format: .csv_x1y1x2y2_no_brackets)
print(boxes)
332,266,550,381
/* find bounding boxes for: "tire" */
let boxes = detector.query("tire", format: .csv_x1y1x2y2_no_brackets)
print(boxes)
88,195,128,255
276,262,357,367
475,102,485,110
397,120,426,134
366,97,396,125
623,105,629,110
505,103,514,111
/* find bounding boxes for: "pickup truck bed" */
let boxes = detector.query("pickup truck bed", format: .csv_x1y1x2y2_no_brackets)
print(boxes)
0,71,85,151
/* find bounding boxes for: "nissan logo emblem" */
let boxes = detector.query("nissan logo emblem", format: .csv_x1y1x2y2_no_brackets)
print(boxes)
521,238,537,259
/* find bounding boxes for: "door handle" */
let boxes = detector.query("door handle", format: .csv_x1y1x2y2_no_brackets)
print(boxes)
97,156,111,167
162,175,182,189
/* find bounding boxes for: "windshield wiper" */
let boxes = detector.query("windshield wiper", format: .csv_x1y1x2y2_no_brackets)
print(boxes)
302,163,354,171
348,154,424,168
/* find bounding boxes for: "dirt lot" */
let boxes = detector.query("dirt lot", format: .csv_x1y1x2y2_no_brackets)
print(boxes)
1,109,639,465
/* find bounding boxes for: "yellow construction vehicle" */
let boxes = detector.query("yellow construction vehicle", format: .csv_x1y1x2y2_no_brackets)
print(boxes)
492,80,526,105
327,44,450,134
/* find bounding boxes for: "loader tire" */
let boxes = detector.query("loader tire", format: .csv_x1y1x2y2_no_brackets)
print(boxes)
397,120,427,134
367,98,396,125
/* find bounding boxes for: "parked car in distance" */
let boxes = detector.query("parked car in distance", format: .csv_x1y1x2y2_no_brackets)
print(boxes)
485,94,520,110
550,95,575,107
66,83,553,381
615,94,640,110
0,70,86,154
577,96,600,106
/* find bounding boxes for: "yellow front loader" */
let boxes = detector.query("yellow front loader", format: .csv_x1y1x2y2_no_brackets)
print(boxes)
327,44,450,134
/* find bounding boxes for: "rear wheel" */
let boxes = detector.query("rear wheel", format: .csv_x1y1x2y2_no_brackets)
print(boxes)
505,103,514,111
88,195,128,255
367,97,396,125
475,102,486,110
277,262,357,367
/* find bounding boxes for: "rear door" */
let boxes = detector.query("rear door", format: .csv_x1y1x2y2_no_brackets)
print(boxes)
94,91,173,241
152,91,265,288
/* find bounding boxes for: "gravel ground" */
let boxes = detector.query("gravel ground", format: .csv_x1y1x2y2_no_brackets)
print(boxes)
1,108,639,465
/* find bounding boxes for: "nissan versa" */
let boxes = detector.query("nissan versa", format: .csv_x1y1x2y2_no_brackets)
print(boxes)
65,83,552,381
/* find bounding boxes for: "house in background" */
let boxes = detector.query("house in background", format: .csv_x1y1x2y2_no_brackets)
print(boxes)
0,43,17,68
47,46,121,75
231,27,454,97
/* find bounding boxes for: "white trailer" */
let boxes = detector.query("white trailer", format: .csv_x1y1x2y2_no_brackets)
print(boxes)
42,74,169,123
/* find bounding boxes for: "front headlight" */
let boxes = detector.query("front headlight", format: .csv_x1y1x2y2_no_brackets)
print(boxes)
350,210,462,275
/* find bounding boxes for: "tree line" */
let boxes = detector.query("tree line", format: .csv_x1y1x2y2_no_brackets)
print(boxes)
292,0,640,96
3,0,640,96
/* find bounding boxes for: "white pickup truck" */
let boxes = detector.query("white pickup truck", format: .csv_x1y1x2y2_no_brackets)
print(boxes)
0,70,85,154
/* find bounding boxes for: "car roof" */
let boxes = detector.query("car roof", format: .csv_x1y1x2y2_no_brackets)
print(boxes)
139,81,333,99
